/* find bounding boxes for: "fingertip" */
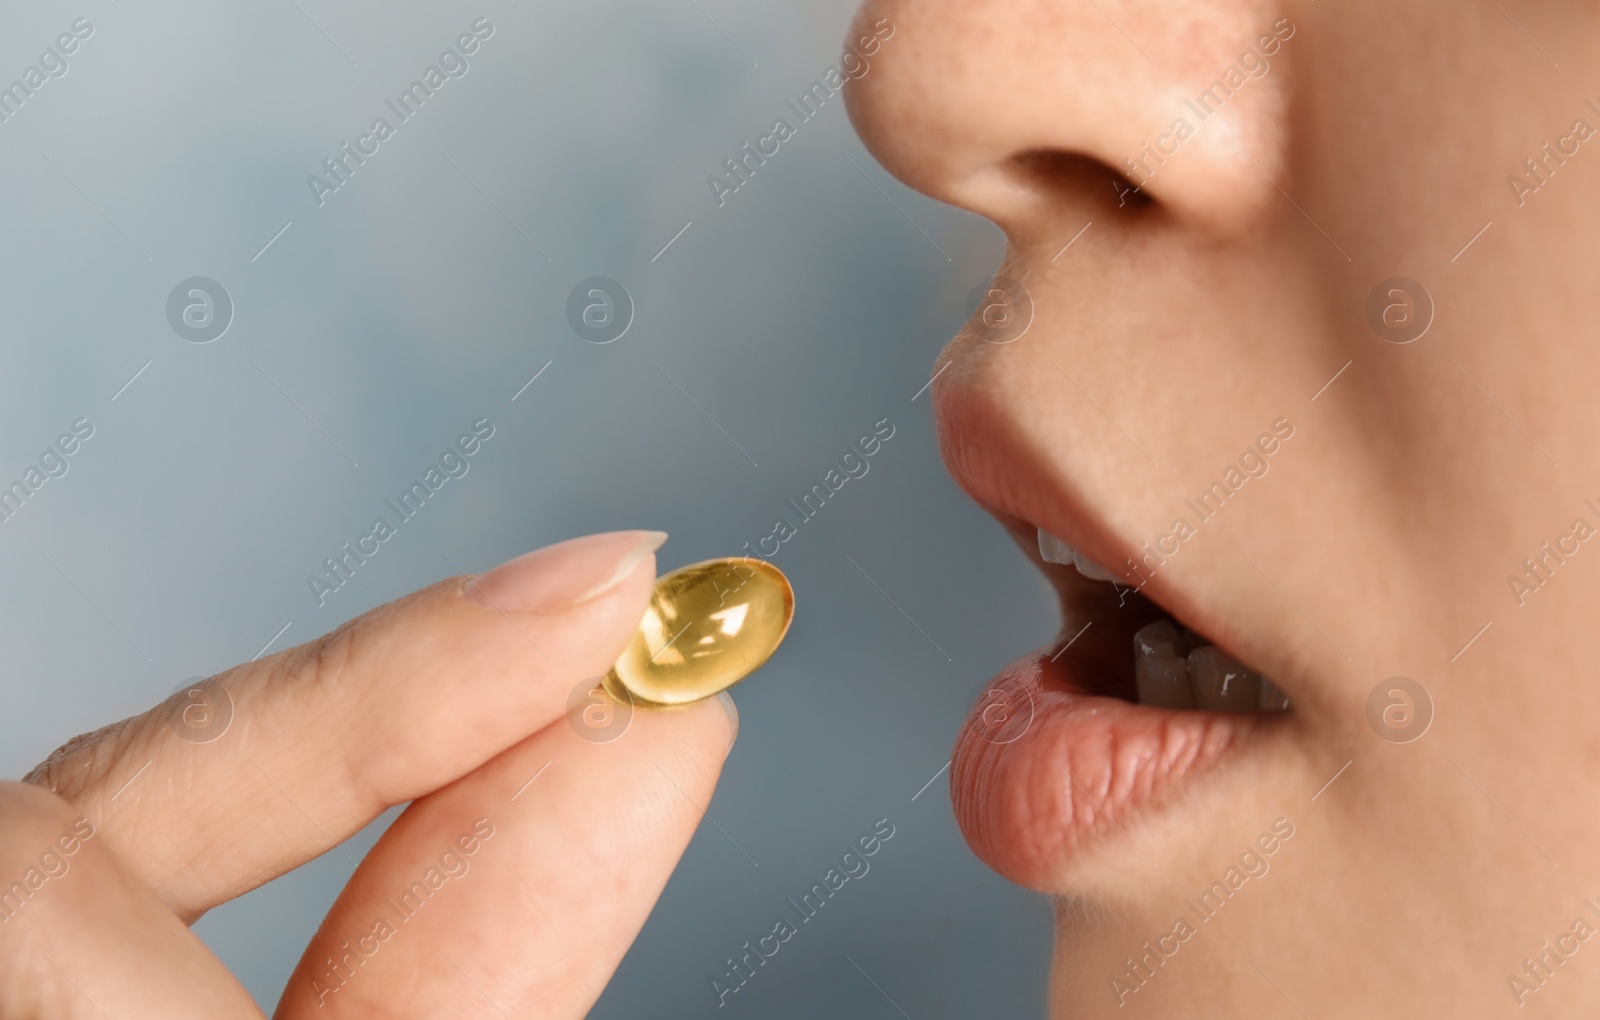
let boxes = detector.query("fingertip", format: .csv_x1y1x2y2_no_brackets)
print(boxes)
464,530,667,614
716,691,739,757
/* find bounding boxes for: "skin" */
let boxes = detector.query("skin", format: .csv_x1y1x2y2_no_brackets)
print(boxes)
7,3,1599,1017
0,538,734,1018
843,0,1600,1015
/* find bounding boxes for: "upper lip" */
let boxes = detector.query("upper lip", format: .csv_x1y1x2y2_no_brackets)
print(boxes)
930,336,1285,891
932,360,1235,654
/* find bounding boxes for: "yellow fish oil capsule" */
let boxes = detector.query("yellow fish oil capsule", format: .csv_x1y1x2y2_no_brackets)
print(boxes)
602,558,794,706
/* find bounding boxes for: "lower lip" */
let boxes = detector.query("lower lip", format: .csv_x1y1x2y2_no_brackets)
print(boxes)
951,648,1259,891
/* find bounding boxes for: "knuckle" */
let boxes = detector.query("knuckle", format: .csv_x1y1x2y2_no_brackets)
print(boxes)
24,689,193,810
240,578,443,706
272,614,362,699
24,583,426,821
22,718,143,804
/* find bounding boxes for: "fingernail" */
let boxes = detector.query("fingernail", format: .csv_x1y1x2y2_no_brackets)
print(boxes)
716,691,739,756
466,531,667,613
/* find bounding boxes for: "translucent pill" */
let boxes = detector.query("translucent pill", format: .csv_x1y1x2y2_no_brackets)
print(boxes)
602,558,794,706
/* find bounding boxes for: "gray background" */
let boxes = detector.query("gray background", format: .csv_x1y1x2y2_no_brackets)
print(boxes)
0,1,1055,1015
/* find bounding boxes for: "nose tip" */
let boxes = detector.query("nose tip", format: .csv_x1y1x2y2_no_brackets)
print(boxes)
844,0,1298,237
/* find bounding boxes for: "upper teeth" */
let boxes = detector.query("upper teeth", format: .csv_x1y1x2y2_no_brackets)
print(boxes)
1037,528,1118,581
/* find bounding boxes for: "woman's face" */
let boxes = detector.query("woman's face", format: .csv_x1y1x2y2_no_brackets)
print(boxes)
848,0,1600,1014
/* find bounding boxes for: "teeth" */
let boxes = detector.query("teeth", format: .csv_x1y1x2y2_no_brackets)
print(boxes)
1187,645,1262,711
1257,677,1292,712
1037,529,1077,566
1073,552,1117,582
1036,528,1119,582
1042,525,1291,715
1134,621,1195,709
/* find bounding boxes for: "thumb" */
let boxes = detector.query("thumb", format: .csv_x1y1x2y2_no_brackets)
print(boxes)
26,530,669,920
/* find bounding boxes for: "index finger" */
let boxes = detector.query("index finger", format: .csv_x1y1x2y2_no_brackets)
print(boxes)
23,530,665,920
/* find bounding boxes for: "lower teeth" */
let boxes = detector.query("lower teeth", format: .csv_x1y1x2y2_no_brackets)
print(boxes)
1133,620,1290,712
1036,528,1290,713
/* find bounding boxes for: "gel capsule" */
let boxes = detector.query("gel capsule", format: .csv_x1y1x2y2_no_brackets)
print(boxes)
602,558,794,706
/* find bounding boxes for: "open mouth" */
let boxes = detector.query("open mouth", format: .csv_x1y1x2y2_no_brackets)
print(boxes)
1035,527,1291,713
949,514,1291,892
936,377,1294,893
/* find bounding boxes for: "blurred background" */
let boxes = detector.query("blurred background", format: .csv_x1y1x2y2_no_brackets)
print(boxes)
0,1,1058,1014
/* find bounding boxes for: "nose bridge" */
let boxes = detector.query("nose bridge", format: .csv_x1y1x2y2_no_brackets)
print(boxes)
846,0,1296,235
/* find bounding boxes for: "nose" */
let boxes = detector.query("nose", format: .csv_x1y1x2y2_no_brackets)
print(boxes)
844,0,1298,236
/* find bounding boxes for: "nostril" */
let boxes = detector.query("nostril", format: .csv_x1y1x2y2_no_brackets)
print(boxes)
1004,149,1155,215
841,3,1290,240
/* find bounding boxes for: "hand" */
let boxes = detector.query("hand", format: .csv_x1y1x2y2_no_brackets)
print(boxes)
0,530,736,1019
